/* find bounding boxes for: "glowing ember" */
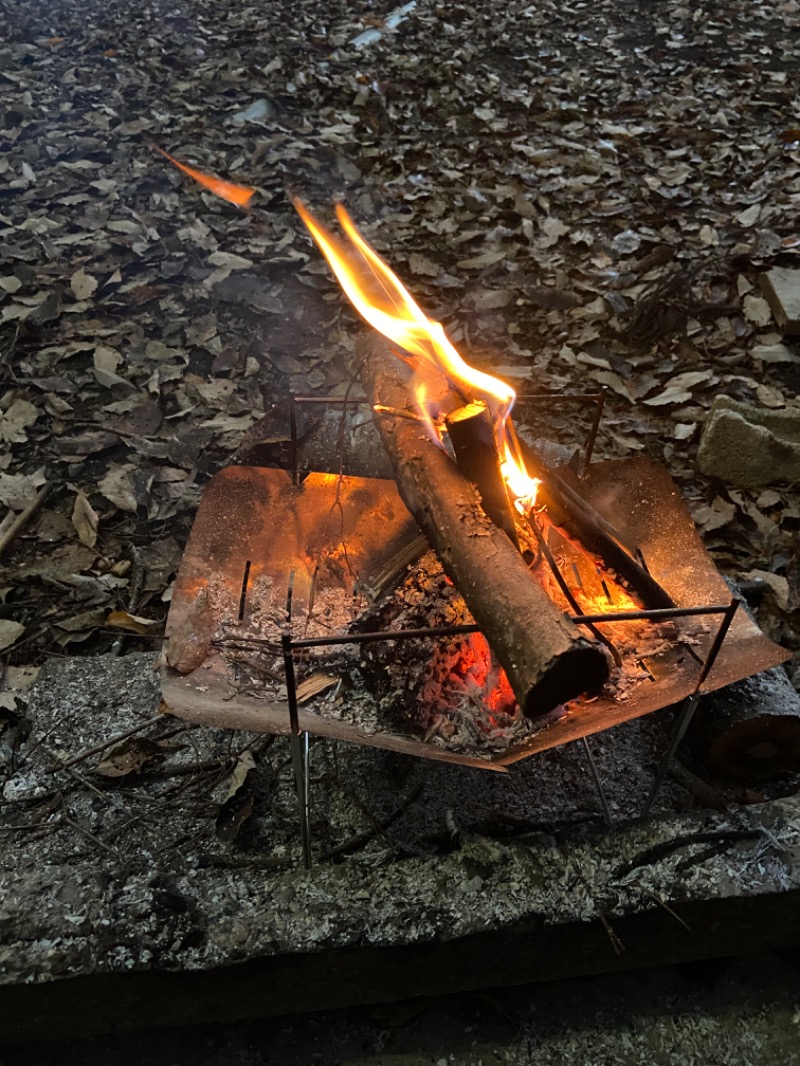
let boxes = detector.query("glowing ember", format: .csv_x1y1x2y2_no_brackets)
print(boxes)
294,199,539,512
151,143,256,209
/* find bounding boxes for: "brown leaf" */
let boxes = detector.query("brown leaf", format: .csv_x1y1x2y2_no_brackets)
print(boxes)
215,788,255,843
95,737,163,777
106,610,162,635
215,750,257,842
223,749,256,800
71,491,98,548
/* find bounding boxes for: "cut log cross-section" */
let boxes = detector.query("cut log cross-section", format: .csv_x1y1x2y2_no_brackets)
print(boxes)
358,333,610,718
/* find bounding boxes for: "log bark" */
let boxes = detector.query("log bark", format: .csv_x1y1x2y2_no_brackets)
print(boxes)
358,333,610,717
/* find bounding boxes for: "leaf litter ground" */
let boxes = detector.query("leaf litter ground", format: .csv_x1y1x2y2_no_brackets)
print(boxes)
1,0,800,863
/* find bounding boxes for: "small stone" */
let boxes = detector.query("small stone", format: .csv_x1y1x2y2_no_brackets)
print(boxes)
697,396,800,487
759,268,800,334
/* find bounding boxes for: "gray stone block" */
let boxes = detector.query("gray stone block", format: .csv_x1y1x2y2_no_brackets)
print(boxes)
697,396,800,487
760,267,800,334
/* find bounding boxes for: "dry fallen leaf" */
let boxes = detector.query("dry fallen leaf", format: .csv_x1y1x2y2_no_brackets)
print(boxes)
223,749,256,801
215,789,255,843
105,610,162,635
692,496,737,532
0,398,38,444
95,737,163,777
71,491,98,548
0,619,25,651
743,295,772,327
0,468,46,510
408,252,440,277
207,251,254,271
216,749,257,843
456,249,507,270
736,203,761,227
740,569,790,611
98,465,138,512
70,268,98,300
673,422,696,440
643,385,693,407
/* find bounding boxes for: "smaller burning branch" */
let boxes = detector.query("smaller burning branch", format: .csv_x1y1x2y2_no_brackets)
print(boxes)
360,334,610,717
444,401,521,550
523,453,676,611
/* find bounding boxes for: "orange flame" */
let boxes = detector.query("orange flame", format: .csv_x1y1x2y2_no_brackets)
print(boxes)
151,143,256,209
293,199,539,511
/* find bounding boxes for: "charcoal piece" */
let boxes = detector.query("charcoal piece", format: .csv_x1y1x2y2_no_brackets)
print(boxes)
354,552,519,745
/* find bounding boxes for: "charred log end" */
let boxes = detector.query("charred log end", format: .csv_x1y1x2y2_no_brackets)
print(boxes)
684,664,800,785
707,718,800,783
524,641,611,718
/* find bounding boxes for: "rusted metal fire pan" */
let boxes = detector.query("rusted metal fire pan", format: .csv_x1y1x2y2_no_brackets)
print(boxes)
161,459,788,770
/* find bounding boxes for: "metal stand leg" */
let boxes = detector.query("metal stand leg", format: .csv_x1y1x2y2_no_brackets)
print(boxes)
282,632,313,871
640,692,701,818
641,596,740,819
290,730,312,871
582,736,613,826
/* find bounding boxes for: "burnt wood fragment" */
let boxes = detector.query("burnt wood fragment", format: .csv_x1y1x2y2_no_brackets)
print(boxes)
520,442,676,611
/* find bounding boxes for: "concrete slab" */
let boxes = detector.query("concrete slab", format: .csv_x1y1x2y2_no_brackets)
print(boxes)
2,654,800,1045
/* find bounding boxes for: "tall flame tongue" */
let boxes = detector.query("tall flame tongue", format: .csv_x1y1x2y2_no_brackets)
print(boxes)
294,199,539,512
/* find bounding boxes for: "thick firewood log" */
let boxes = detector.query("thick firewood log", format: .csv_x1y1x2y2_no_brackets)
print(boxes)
358,333,610,717
684,665,800,783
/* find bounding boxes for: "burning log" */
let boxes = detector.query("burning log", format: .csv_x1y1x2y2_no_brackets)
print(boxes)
519,444,676,611
358,333,610,717
445,400,521,549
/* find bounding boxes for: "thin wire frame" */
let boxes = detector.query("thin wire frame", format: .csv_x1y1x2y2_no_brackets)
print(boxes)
279,597,741,866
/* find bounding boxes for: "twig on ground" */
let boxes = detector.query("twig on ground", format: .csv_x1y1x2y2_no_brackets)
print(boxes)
54,789,119,856
0,482,54,559
615,829,765,879
598,910,626,956
636,883,691,931
52,711,169,771
319,782,424,861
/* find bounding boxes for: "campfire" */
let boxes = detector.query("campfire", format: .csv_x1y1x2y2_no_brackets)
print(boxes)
160,194,791,864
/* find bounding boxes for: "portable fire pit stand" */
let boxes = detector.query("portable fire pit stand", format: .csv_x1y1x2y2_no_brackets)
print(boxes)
162,393,790,869
279,595,742,867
